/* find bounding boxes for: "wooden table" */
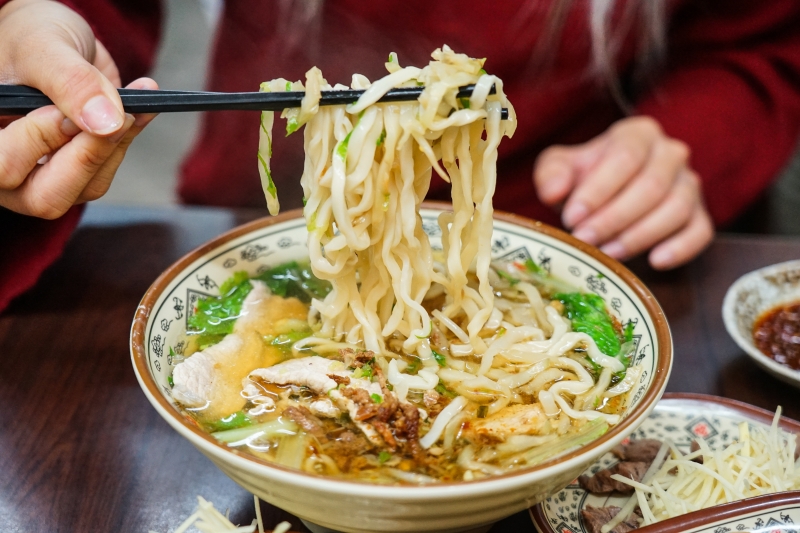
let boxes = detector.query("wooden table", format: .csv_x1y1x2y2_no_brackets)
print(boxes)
1,204,798,533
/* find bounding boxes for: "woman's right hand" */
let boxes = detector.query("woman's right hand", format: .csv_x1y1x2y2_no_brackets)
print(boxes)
0,0,157,219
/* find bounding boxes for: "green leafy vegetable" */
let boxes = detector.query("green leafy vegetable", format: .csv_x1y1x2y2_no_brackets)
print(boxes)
431,349,446,367
370,393,383,404
188,271,253,346
459,97,471,109
258,152,278,198
167,375,174,388
254,261,331,304
623,321,635,343
267,328,313,353
376,129,386,146
378,451,392,464
554,292,621,357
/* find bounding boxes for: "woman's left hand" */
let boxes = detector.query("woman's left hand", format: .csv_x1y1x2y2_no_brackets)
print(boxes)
533,116,714,270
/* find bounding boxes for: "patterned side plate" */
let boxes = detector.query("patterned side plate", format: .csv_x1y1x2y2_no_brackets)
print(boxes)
530,393,800,533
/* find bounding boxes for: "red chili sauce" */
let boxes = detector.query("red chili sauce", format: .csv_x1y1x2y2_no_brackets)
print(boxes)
753,302,800,370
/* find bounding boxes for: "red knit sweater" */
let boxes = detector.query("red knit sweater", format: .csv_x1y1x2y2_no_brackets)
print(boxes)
2,0,800,311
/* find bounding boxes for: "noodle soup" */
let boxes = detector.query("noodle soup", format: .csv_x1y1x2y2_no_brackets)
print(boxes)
170,258,638,484
166,47,638,485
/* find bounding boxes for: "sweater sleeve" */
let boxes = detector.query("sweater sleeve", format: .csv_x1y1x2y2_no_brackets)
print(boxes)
635,0,800,226
0,0,161,313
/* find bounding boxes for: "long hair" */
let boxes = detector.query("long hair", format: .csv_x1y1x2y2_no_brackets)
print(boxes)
277,0,668,110
589,0,667,109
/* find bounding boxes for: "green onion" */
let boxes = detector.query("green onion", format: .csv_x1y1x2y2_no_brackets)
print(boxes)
415,322,432,339
524,258,545,275
477,405,488,418
496,269,520,285
371,393,383,404
519,418,608,466
336,130,353,159
353,363,374,380
274,433,308,469
206,411,253,432
378,451,392,464
435,380,457,399
432,349,446,367
212,419,298,444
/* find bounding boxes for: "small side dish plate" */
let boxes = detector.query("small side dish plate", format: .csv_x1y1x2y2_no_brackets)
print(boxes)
530,393,800,533
722,260,800,389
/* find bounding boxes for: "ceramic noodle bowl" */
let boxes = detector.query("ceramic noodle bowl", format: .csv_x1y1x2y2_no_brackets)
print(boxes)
130,204,673,533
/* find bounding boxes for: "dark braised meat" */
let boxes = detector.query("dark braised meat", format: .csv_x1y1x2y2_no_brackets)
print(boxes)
578,461,648,493
342,387,380,421
328,374,350,386
284,406,328,442
690,439,704,464
582,506,642,533
340,348,375,368
339,362,423,458
323,430,374,470
394,402,423,458
372,420,398,449
612,439,662,463
423,389,448,416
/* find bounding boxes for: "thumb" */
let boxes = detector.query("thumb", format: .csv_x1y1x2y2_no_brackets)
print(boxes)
7,2,125,136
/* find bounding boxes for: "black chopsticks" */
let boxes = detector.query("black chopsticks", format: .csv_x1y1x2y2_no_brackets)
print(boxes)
0,84,509,119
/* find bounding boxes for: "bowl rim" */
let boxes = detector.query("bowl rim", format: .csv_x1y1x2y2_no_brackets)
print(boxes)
130,201,673,497
721,259,800,385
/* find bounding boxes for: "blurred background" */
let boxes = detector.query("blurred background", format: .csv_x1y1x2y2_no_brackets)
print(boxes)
99,0,800,236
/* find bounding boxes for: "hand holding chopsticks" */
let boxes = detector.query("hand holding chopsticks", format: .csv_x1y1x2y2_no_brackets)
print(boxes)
0,84,509,119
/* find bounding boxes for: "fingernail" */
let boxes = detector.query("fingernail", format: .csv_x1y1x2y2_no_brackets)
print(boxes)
600,240,627,259
80,95,124,135
108,114,135,143
60,118,81,137
572,226,598,246
562,201,589,228
650,247,674,269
